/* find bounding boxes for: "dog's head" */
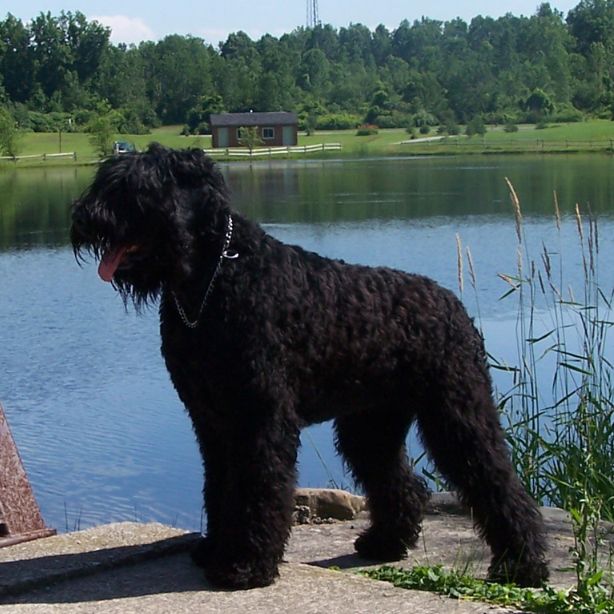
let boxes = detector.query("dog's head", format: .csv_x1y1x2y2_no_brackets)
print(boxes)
71,143,230,307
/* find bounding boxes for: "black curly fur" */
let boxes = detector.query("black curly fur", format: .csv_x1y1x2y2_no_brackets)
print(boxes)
71,143,549,590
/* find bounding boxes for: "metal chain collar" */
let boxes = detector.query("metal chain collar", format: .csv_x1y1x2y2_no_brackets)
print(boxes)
171,214,238,329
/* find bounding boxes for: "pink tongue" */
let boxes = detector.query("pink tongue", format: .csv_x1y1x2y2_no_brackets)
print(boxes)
98,246,128,282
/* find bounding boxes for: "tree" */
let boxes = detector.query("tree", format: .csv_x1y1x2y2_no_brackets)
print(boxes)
186,94,225,134
87,105,119,157
465,116,487,137
61,11,110,83
30,12,72,99
0,14,36,103
0,107,22,156
525,88,555,117
145,35,216,123
237,126,263,152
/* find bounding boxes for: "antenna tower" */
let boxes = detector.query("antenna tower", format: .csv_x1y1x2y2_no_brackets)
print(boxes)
306,0,320,28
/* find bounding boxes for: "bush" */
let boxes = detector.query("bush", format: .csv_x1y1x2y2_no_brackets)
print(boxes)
316,113,361,130
369,112,413,129
504,122,519,133
24,111,73,133
419,124,431,135
551,104,584,123
356,123,378,136
446,122,460,136
465,116,487,137
412,110,438,128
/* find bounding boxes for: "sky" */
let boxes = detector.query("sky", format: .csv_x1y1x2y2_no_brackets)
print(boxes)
2,1,581,46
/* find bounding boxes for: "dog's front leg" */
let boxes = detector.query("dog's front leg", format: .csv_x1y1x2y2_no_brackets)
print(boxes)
199,407,300,590
190,419,228,569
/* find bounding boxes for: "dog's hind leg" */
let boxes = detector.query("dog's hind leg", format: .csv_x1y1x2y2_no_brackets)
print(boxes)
416,361,549,587
334,411,429,561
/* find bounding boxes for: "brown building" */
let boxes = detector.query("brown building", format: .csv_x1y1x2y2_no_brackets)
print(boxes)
210,112,298,148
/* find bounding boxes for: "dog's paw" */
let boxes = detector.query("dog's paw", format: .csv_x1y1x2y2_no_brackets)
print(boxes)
354,528,410,562
488,555,549,587
203,558,279,590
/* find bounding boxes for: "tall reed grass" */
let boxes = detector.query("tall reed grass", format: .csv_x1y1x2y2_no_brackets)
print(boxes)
457,180,614,596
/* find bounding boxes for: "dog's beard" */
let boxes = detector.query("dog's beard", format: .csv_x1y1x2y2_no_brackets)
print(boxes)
111,269,163,312
73,238,164,312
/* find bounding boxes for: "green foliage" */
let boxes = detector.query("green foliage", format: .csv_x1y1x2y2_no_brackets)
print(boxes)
525,89,556,121
316,113,361,130
0,107,22,156
19,111,74,133
363,565,614,614
485,185,614,609
444,121,460,136
465,116,487,137
552,103,585,122
237,125,263,151
87,106,119,157
0,9,614,130
411,109,438,127
355,124,378,136
369,111,413,129
186,95,225,135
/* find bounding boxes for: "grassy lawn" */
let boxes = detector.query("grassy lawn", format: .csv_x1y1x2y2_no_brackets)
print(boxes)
2,120,614,167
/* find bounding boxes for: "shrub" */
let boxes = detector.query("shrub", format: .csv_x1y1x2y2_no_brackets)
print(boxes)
316,113,361,130
504,122,519,133
446,122,460,136
465,116,487,137
419,124,431,135
551,104,584,123
369,112,413,129
356,123,378,136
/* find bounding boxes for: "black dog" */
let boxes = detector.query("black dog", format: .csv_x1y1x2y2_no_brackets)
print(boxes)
71,143,548,589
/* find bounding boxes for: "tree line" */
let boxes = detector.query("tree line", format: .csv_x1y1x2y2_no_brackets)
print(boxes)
1,1,614,137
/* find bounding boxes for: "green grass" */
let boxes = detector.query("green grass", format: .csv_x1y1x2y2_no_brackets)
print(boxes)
362,565,614,614
4,120,614,168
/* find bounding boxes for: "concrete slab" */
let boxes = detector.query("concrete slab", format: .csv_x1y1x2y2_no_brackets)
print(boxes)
0,523,522,613
0,501,607,613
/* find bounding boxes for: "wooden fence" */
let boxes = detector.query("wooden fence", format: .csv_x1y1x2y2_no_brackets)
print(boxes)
203,143,342,158
0,152,77,162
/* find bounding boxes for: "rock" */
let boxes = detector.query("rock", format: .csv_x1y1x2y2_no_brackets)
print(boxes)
294,488,366,522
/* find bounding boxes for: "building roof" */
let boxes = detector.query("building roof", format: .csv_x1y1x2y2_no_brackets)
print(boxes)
210,112,298,127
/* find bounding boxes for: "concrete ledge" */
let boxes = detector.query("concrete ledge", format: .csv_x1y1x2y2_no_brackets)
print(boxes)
0,523,195,597
0,522,524,613
0,498,607,613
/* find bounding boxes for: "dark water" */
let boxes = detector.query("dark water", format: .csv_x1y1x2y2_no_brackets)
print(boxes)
1,155,613,532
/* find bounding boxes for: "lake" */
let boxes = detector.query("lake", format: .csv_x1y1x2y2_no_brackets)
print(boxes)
1,154,613,532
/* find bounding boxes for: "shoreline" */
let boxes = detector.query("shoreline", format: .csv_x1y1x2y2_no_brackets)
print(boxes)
1,144,613,171
3,122,614,169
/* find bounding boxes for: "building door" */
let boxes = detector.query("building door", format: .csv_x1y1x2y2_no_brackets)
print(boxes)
282,126,294,146
218,127,229,148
